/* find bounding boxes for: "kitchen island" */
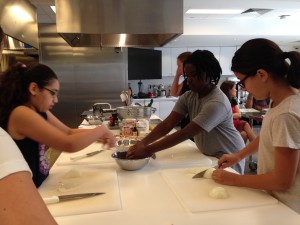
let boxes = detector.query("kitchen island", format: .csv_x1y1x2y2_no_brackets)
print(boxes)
40,118,300,225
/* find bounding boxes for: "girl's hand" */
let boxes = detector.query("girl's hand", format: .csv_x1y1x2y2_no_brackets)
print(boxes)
97,126,116,148
218,153,241,169
175,66,183,78
212,169,239,186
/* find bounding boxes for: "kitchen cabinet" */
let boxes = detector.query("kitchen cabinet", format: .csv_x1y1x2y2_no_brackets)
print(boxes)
132,97,178,120
157,46,236,78
159,99,176,120
219,46,237,75
187,46,220,60
155,47,172,77
156,47,188,77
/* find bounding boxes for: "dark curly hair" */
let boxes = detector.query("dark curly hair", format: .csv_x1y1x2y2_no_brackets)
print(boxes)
231,38,300,89
0,62,58,124
183,50,222,85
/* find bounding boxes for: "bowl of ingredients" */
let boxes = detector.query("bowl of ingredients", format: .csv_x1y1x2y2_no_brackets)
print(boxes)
111,151,151,171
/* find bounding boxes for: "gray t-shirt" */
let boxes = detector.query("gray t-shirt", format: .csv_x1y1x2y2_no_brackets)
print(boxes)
173,87,245,174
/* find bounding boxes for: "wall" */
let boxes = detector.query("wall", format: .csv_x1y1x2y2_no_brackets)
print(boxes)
38,24,297,127
129,45,297,96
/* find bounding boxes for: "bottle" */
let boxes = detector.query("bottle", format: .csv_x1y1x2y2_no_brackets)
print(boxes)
132,124,138,136
153,85,158,97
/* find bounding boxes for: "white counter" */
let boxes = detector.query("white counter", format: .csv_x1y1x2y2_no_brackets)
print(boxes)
42,122,300,225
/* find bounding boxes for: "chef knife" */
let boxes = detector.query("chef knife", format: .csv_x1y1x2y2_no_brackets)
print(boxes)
70,150,104,160
43,192,105,204
192,165,219,179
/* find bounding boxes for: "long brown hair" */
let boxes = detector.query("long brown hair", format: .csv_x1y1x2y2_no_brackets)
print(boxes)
220,80,235,100
0,63,58,124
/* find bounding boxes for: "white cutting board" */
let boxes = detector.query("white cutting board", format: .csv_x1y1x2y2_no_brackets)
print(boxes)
161,168,278,213
38,166,122,217
55,142,115,166
151,142,212,168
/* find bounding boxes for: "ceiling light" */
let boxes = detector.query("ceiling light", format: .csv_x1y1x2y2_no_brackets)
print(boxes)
50,6,56,13
186,9,244,15
10,6,34,22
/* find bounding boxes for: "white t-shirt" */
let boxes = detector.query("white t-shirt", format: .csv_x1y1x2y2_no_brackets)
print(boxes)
258,93,300,213
0,128,31,179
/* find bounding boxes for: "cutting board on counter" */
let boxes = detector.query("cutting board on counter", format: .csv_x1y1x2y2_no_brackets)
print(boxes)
38,167,121,217
161,168,278,213
151,142,212,168
56,142,115,166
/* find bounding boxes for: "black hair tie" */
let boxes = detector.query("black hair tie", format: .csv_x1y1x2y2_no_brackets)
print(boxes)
282,52,289,59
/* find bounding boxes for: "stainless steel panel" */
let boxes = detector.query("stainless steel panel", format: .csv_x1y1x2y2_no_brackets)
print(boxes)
39,24,127,127
55,0,183,47
0,0,39,48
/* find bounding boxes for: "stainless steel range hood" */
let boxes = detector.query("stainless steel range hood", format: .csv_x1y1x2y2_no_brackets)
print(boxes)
0,0,39,49
55,0,183,47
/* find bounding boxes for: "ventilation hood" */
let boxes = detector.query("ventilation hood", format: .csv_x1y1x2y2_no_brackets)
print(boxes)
0,0,39,49
55,0,183,47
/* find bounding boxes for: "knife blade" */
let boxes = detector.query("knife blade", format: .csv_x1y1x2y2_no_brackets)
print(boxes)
70,150,104,160
43,192,105,204
192,165,219,179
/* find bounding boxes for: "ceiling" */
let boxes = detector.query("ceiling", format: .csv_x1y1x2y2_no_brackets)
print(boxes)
29,0,300,48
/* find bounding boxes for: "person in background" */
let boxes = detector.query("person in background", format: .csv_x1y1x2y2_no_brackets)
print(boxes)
0,62,116,187
170,51,192,131
170,51,192,97
220,81,256,143
127,50,245,174
245,93,270,110
213,38,300,214
0,25,58,225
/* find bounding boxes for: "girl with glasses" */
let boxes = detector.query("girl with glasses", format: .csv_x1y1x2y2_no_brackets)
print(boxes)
213,38,300,214
0,26,58,225
0,62,116,187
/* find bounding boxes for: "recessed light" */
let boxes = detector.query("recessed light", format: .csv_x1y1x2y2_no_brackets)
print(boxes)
186,9,244,15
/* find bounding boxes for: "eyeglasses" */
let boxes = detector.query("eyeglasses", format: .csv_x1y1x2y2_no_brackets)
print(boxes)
44,87,58,98
237,75,250,89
